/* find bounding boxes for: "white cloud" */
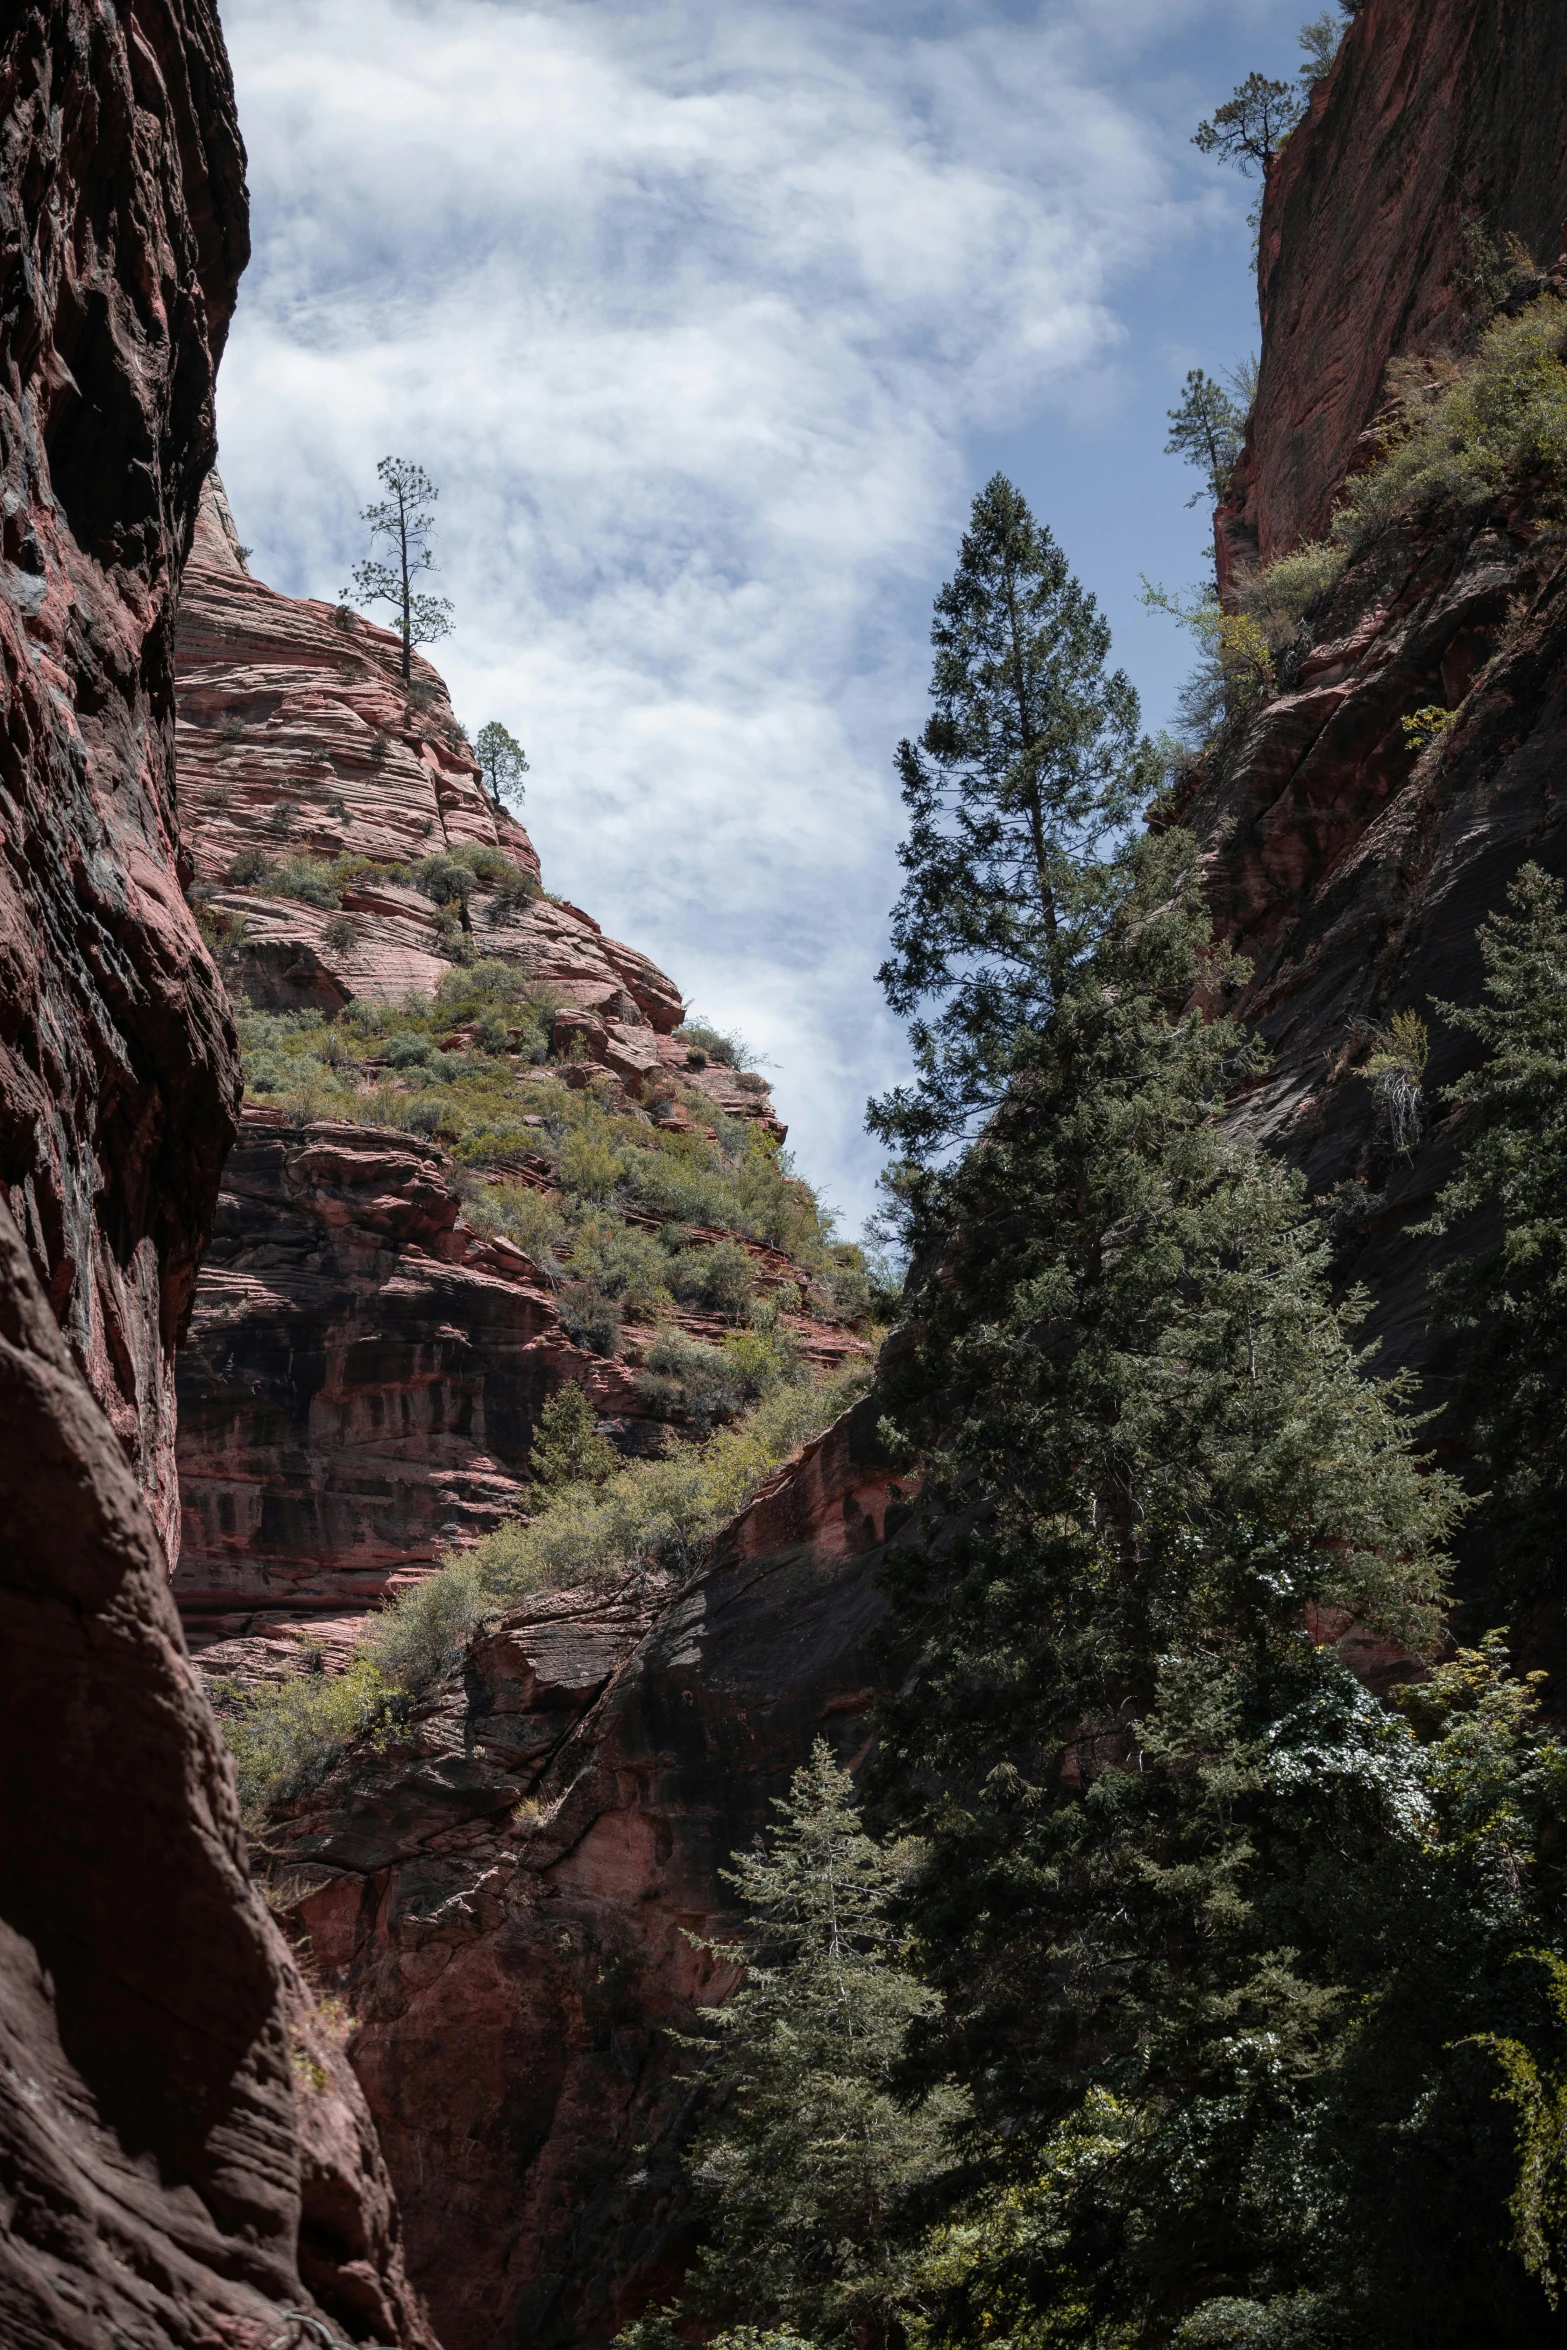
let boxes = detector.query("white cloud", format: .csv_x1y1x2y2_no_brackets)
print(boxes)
214,0,1261,1231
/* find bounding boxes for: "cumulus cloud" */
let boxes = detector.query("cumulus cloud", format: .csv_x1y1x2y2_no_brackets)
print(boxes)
213,0,1266,1230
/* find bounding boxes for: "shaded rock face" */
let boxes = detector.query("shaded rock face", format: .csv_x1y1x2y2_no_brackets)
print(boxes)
1176,0,1567,1634
1182,513,1567,1427
176,1108,870,1650
262,1395,907,2350
0,7,432,2344
0,1,248,1556
1219,0,1567,583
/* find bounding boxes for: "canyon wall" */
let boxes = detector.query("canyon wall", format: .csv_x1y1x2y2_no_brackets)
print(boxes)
1219,0,1567,581
0,6,429,2344
262,1392,905,2350
1180,1,1567,1655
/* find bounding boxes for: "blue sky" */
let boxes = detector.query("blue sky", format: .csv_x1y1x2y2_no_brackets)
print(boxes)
214,0,1318,1237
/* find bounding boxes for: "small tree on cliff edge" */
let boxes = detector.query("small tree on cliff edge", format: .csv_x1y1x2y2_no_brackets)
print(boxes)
867,472,1160,1168
345,456,454,683
1165,368,1245,506
1193,70,1303,175
474,719,529,814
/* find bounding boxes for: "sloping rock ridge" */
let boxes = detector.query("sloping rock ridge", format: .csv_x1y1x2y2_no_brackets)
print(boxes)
176,1108,864,1654
171,489,845,1653
0,5,431,2346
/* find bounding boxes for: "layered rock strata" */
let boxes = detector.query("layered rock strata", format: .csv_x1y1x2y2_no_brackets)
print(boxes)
1173,6,1567,1653
178,484,686,1051
175,1110,863,1650
171,494,812,1645
1219,0,1567,582
0,4,430,2343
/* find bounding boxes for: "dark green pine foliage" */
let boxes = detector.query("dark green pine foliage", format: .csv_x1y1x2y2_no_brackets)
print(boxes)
869,474,1160,1161
1421,863,1567,1603
869,824,1542,2344
661,1742,962,2350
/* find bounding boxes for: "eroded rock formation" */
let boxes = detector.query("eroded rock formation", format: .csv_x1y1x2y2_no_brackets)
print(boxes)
262,1393,904,2350
0,5,430,2342
175,1109,863,1653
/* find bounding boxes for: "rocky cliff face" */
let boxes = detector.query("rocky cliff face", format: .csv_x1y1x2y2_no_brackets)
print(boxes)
261,1394,905,2350
176,1108,862,1654
0,7,432,2345
1219,0,1567,584
1180,1,1567,1646
169,490,843,1655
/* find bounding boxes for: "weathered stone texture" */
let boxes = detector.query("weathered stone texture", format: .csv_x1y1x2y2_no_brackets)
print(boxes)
261,1393,906,2350
1219,0,1567,581
0,5,433,2342
175,1109,869,1650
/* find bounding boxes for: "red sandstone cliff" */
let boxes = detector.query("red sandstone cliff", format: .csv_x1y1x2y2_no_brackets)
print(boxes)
0,7,431,2344
259,1392,905,2350
1218,0,1567,585
1173,0,1567,1662
169,494,845,1656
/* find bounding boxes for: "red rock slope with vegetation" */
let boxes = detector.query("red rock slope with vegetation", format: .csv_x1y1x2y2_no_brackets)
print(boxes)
171,486,876,1660
0,5,430,2345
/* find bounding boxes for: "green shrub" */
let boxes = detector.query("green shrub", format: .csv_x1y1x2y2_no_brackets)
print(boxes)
409,852,474,906
469,1364,870,1597
360,1557,489,1689
267,854,343,908
460,1178,568,1271
1334,299,1567,551
558,1281,623,1356
638,1330,746,1427
225,846,274,887
218,1653,403,1820
676,1019,748,1068
558,1127,622,1202
1235,538,1348,645
568,1213,672,1317
668,1237,756,1318
528,1382,619,1494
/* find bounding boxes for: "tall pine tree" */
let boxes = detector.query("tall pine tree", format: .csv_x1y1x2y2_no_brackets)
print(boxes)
644,1743,961,2350
869,474,1159,1163
1420,862,1567,1603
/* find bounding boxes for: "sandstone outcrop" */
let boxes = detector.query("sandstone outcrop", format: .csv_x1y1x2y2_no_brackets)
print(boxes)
1218,0,1567,584
178,483,687,1047
176,1108,867,1654
0,5,432,2342
258,1393,905,2350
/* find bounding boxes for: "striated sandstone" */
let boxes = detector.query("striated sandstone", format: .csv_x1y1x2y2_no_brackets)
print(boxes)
176,1108,868,1652
1218,0,1567,586
179,481,688,1038
0,4,435,2341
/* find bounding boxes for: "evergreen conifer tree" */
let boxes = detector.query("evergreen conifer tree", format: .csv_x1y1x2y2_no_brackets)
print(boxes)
528,1381,618,1495
1420,863,1567,1601
1164,370,1246,507
871,816,1485,2339
345,457,454,683
868,474,1159,1163
667,1742,962,2350
474,718,529,813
